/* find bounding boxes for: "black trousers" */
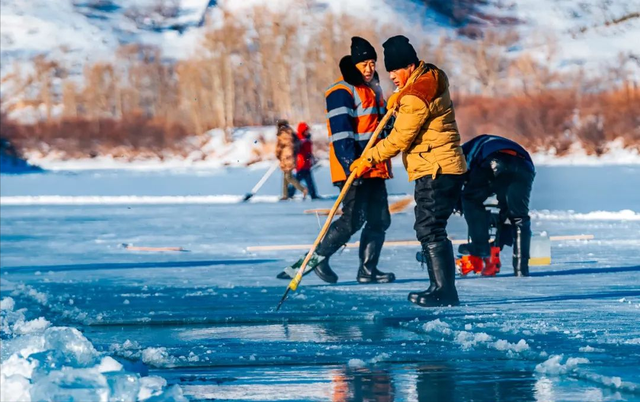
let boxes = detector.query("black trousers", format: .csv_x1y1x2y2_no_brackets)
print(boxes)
414,174,465,244
462,154,535,256
289,169,319,199
316,179,391,258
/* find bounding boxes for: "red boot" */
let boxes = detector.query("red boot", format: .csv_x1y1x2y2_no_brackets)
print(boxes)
456,255,484,276
481,247,502,276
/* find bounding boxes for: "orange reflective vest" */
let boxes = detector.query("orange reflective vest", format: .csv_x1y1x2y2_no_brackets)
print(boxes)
325,78,392,183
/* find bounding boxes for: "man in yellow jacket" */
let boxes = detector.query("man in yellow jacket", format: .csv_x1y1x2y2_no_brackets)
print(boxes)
351,35,468,307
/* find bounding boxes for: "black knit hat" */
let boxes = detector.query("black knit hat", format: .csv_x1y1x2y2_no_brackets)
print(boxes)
350,36,377,64
383,35,419,72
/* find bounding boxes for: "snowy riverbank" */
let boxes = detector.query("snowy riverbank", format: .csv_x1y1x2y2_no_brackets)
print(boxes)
15,127,640,172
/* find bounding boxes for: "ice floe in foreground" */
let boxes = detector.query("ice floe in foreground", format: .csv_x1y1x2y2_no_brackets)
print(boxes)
0,297,186,402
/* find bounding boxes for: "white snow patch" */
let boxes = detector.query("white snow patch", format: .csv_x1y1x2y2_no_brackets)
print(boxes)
0,297,15,312
494,339,530,353
12,317,50,335
348,358,366,368
141,347,177,368
138,376,168,401
536,355,638,393
21,287,48,305
422,319,452,335
535,355,590,375
532,140,640,166
455,331,493,350
0,355,37,402
96,356,123,373
0,194,282,206
369,353,390,364
531,209,640,221
21,125,322,170
109,339,143,360
219,0,434,28
1,354,37,379
579,345,604,353
43,327,99,366
421,319,531,355
0,300,184,401
0,371,32,402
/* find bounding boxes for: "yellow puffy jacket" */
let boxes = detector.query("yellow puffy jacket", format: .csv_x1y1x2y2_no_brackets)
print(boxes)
363,61,467,181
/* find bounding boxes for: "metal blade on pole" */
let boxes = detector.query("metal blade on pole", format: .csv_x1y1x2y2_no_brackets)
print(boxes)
243,162,279,202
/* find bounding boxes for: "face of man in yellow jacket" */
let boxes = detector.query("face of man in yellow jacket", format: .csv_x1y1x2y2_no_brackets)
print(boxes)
389,63,415,89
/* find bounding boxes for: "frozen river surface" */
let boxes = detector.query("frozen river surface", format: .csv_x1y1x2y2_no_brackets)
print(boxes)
1,165,639,401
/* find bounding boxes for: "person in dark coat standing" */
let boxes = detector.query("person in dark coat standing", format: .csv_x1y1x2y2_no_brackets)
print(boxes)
459,134,536,277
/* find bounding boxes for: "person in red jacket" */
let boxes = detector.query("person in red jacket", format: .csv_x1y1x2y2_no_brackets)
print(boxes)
289,122,320,199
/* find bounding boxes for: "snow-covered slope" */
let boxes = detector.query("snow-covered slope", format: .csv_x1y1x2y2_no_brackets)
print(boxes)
0,0,212,75
480,0,640,76
2,0,638,79
0,0,432,76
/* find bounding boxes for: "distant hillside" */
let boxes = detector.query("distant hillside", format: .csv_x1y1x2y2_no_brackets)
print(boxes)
1,0,638,80
0,0,638,163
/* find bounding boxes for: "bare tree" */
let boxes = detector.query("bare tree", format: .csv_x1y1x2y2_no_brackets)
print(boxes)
456,29,519,96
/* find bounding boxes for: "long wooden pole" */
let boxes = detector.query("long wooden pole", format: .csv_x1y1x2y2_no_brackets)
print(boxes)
276,107,396,310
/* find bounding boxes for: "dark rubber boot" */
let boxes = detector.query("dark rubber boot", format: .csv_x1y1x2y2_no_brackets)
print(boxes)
314,256,338,284
356,232,395,284
412,248,437,299
512,219,531,277
457,242,471,255
409,240,460,307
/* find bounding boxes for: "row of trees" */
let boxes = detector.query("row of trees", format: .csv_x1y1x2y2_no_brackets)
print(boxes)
1,4,639,158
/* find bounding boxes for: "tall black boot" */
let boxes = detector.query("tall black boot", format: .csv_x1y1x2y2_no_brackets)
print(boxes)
276,245,340,284
414,248,437,294
314,256,338,284
512,219,531,277
309,220,353,284
356,231,395,284
408,240,459,307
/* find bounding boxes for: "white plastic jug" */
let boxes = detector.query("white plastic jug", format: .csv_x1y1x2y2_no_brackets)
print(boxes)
529,231,551,266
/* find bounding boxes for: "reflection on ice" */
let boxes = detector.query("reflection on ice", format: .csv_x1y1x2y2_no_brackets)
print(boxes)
175,363,541,402
178,322,385,343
